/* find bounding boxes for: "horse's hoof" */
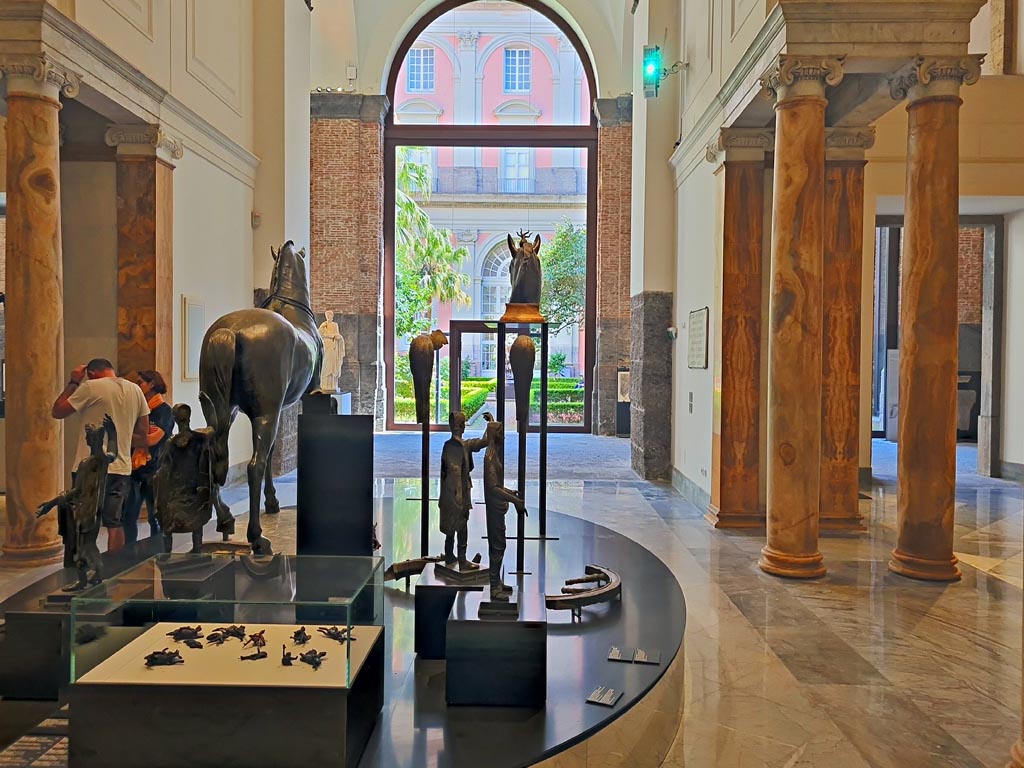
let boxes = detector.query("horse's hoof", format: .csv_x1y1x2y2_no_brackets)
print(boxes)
251,537,273,556
265,500,281,515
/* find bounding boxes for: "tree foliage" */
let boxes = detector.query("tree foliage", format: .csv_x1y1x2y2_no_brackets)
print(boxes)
540,218,587,335
394,147,471,340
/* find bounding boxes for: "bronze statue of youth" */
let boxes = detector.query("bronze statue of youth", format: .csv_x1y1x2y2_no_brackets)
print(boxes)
199,240,323,555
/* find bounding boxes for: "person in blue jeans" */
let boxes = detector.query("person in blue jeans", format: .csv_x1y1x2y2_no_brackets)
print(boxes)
123,370,175,544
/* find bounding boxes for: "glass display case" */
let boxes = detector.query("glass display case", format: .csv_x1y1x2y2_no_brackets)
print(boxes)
69,553,383,687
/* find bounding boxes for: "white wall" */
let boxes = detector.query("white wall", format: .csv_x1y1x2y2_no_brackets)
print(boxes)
673,160,717,496
173,150,255,468
1002,210,1024,466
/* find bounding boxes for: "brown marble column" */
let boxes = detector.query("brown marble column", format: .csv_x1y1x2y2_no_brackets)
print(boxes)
0,54,80,567
105,126,181,392
758,56,843,578
705,130,771,528
889,56,982,582
819,127,874,533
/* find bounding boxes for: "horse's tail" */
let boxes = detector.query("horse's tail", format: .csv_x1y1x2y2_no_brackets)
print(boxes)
199,328,236,486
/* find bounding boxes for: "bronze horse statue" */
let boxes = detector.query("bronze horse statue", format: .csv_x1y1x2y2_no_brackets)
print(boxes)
199,240,322,554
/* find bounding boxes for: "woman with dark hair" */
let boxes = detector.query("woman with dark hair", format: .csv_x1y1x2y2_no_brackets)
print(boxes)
124,370,175,543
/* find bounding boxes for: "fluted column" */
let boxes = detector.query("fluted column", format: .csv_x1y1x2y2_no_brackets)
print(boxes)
820,127,874,533
889,56,983,582
705,129,771,528
0,53,80,567
758,56,843,578
105,125,182,389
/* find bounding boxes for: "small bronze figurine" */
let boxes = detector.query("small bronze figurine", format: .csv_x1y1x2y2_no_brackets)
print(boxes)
281,645,297,666
145,648,184,667
240,650,268,662
243,629,267,650
439,411,487,569
212,625,246,642
299,649,328,670
36,415,117,591
292,627,311,646
480,414,528,601
206,632,226,645
408,329,448,424
317,626,353,644
183,639,203,649
166,625,203,642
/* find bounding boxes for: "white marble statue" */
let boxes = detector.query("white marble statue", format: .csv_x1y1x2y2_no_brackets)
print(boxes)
317,310,346,392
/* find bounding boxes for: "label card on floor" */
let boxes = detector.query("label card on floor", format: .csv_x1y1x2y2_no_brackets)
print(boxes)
608,646,633,662
632,647,661,665
586,685,624,707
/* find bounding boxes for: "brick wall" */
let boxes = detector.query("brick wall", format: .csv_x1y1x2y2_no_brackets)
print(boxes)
957,227,983,325
593,98,633,436
309,95,387,424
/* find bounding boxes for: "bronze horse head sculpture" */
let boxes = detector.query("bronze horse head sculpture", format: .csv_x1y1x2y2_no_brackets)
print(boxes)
507,229,542,305
199,240,323,554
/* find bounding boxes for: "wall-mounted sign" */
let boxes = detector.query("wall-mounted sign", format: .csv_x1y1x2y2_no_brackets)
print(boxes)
687,307,709,369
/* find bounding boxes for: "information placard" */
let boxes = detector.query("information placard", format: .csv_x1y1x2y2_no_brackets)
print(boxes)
687,307,709,369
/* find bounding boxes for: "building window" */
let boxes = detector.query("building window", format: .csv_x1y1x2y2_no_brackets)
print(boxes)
407,48,435,93
481,251,511,323
501,148,533,193
503,48,531,93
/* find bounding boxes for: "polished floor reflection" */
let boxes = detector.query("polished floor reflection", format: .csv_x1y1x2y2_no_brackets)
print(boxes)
1,437,1021,767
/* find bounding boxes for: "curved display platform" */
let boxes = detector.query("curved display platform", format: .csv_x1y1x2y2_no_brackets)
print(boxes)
362,510,686,767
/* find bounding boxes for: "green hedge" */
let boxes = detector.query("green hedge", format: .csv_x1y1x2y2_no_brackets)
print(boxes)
394,385,491,424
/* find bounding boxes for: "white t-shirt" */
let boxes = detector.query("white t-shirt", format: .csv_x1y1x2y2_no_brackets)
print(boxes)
67,377,150,476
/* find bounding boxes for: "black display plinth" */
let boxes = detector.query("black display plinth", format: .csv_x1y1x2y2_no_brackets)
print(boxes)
445,591,546,707
413,563,484,660
297,413,373,557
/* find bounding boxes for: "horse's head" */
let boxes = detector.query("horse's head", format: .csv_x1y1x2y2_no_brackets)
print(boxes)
268,240,310,302
507,230,542,262
429,329,449,350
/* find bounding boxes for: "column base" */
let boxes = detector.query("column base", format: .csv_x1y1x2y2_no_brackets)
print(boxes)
1008,737,1024,767
705,505,766,530
758,546,826,579
888,549,961,582
0,539,64,569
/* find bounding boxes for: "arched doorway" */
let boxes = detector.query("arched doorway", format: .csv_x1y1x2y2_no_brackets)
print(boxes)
383,0,598,432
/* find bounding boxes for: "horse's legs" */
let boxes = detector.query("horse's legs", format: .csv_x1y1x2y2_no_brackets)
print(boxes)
247,413,280,555
264,441,280,515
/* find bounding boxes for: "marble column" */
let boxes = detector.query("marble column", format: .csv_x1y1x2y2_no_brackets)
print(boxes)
819,127,874,533
758,56,843,578
889,56,983,582
705,129,772,528
105,125,182,390
0,53,80,567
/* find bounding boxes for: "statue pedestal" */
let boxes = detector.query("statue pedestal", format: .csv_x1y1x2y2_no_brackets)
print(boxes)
499,303,545,323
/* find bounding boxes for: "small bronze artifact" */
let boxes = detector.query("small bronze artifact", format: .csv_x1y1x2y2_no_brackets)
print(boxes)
299,649,327,670
36,415,118,591
281,645,297,666
200,241,324,555
292,627,311,646
206,632,226,645
243,629,267,650
145,648,184,667
212,625,246,642
317,626,353,644
500,230,545,322
545,564,622,620
183,639,203,650
409,329,448,424
166,625,204,642
240,650,268,662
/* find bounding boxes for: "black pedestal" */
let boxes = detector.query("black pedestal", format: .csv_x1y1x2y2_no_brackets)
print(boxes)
413,563,484,660
297,414,374,557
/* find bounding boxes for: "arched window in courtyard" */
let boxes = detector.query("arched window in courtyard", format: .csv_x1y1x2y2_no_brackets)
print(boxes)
384,0,596,431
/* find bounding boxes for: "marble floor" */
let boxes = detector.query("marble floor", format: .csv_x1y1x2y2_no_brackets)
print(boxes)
1,437,1022,767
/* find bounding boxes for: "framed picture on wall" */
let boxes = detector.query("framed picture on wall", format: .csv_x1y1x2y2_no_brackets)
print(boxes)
687,307,709,369
182,295,205,381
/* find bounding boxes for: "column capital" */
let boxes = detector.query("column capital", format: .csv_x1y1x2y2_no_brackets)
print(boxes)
705,128,774,167
0,52,81,100
825,126,876,161
457,31,480,51
594,95,632,127
760,55,845,103
889,55,984,102
105,123,185,162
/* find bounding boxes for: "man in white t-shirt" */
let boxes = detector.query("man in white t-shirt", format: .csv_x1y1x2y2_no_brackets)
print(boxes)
51,358,150,555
